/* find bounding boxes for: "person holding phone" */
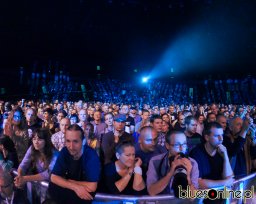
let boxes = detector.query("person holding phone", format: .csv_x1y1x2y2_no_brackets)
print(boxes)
103,141,146,195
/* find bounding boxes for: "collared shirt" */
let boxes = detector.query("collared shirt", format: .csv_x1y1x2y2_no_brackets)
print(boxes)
157,132,166,147
51,131,65,151
147,152,199,194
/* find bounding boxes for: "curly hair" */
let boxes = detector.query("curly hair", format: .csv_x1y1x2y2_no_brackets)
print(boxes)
31,128,54,170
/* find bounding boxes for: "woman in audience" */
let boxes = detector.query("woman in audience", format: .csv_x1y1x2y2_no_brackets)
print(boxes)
4,107,29,163
42,108,57,134
103,141,146,195
104,113,114,134
14,128,58,188
69,114,79,125
0,135,19,170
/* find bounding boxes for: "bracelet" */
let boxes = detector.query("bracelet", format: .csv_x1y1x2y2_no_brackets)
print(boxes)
134,166,142,175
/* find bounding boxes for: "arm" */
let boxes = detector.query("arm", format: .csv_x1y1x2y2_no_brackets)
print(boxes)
147,155,181,196
198,176,234,189
132,158,145,191
217,144,233,178
115,171,133,192
148,169,173,195
51,174,93,200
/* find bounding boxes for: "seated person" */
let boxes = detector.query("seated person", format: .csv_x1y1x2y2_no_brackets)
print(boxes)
0,165,28,203
147,131,199,196
135,126,166,180
103,141,146,195
49,124,101,204
14,128,58,188
190,122,234,203
101,114,134,165
0,135,19,170
223,117,256,179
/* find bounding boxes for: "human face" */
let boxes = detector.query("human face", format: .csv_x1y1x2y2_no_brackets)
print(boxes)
118,146,135,168
79,110,87,122
84,125,93,138
105,114,113,126
160,109,166,115
231,118,243,135
208,114,216,122
142,111,150,121
70,116,78,125
217,116,227,131
12,111,22,125
168,133,187,155
26,109,36,123
169,106,174,113
186,119,197,134
60,118,70,134
0,178,12,198
43,111,51,121
95,105,100,111
65,130,83,159
140,129,158,152
162,114,170,123
178,115,185,125
162,121,169,133
198,116,204,124
206,127,223,149
32,135,45,152
93,111,101,121
152,119,162,133
121,105,129,115
114,121,125,132
57,113,65,123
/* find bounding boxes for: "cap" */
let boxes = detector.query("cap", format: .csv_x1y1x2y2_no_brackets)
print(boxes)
114,114,126,122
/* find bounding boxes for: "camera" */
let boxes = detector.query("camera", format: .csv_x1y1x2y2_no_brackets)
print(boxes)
169,152,189,198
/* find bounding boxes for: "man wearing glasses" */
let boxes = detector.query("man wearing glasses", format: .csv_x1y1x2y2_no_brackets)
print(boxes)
146,131,199,196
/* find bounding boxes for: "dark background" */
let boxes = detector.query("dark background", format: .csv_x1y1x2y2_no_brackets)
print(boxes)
0,0,256,95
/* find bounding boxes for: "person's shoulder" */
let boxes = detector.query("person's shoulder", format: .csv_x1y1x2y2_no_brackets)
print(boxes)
150,152,167,162
190,144,204,157
58,146,69,156
155,144,167,154
83,145,99,157
193,132,202,138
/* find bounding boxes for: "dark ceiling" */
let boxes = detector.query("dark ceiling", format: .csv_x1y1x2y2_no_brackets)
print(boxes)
0,0,256,83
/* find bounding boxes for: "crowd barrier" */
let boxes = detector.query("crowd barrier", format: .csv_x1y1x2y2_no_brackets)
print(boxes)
12,171,256,204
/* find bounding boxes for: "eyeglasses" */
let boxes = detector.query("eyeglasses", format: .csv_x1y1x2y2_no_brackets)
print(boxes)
170,143,187,149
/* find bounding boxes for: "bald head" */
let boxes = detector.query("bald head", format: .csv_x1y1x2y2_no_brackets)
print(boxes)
139,126,158,152
230,117,243,135
216,115,227,131
60,118,71,134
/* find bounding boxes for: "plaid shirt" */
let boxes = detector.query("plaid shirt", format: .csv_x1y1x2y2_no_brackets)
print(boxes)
157,132,166,147
51,131,65,151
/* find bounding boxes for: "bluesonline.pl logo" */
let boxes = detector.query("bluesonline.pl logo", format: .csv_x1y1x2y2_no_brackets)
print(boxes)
178,186,255,203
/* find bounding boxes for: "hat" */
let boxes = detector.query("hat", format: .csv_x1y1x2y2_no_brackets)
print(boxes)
114,114,126,122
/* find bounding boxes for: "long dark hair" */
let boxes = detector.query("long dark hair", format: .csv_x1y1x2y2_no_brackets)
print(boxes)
31,128,54,170
0,135,16,152
6,106,27,130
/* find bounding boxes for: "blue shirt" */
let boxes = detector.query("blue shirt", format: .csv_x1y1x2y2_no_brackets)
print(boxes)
52,145,100,182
